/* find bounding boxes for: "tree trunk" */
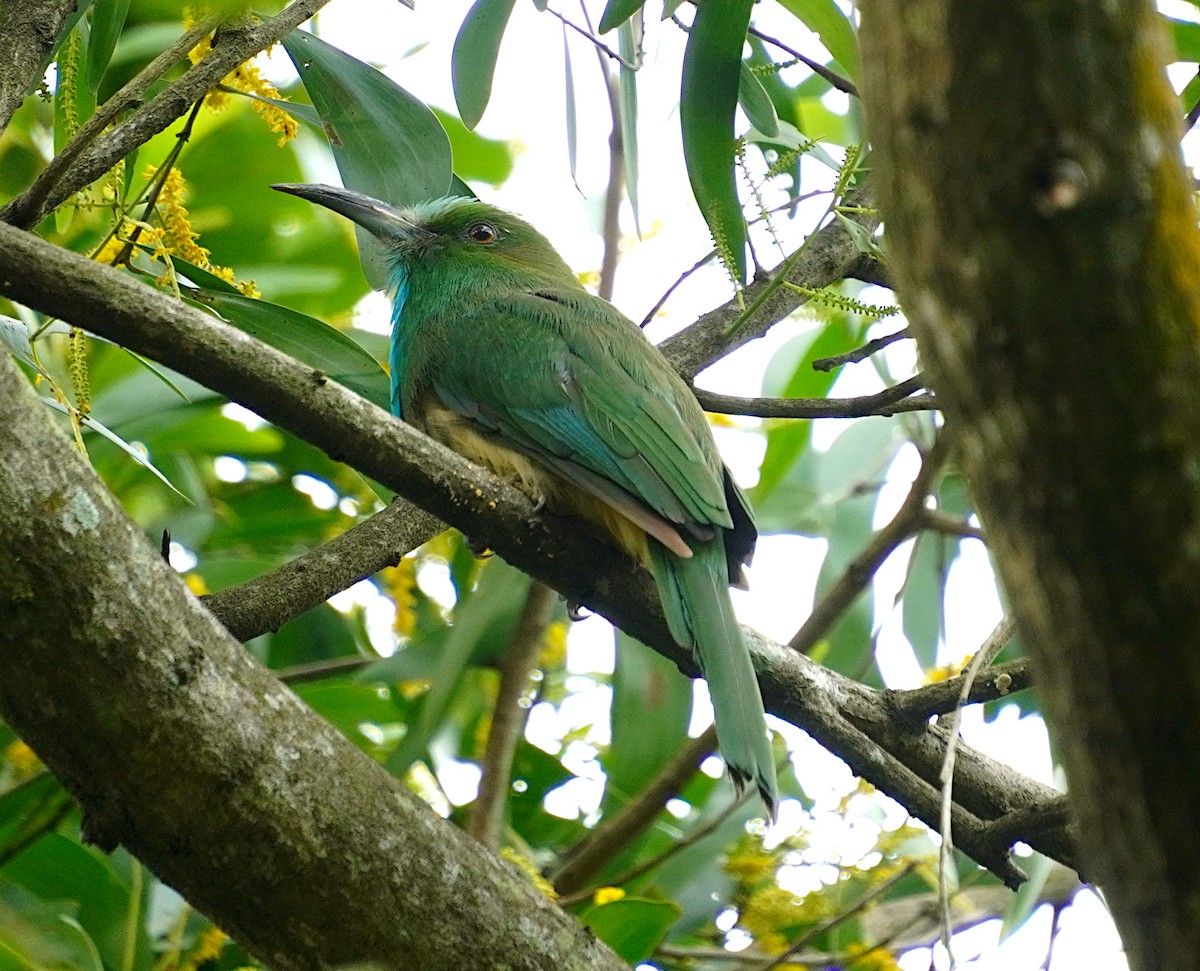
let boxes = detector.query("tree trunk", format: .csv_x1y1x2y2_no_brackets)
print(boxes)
860,3,1200,968
0,352,626,971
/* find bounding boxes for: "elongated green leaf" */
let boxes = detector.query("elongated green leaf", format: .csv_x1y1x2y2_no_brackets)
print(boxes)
563,24,579,185
738,61,779,139
604,631,692,810
581,898,680,965
85,0,131,93
282,30,453,288
43,398,189,499
774,0,860,78
189,289,391,411
1171,17,1200,61
0,882,103,971
681,0,753,281
451,0,519,130
385,559,533,774
0,315,35,368
617,18,642,232
599,0,647,34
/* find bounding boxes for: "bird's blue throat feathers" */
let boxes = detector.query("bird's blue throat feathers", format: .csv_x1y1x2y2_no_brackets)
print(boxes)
386,263,411,419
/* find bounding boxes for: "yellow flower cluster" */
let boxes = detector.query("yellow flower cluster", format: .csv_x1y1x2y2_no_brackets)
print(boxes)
184,8,298,146
592,886,625,905
142,165,260,298
539,620,568,671
842,942,902,971
382,559,418,637
738,884,827,956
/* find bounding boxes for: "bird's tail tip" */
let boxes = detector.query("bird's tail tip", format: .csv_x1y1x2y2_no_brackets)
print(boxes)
729,761,779,823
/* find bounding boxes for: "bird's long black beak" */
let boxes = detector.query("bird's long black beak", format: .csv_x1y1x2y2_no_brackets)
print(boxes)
272,183,423,243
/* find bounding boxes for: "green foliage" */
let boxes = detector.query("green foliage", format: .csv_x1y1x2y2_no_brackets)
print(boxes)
0,3,1067,969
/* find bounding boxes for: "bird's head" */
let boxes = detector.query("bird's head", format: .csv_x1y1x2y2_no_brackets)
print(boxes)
272,184,581,293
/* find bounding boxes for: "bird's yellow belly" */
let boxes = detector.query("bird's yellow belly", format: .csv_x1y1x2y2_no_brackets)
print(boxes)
421,402,652,569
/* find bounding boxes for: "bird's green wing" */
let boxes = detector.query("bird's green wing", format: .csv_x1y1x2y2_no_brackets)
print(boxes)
413,288,736,539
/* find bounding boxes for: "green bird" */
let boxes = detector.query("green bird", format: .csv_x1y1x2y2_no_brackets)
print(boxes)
274,184,778,814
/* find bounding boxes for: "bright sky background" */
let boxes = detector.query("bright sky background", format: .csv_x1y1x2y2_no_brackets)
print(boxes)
248,1,1200,965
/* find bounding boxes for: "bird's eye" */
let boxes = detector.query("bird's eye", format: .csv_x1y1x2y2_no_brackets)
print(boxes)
466,222,500,244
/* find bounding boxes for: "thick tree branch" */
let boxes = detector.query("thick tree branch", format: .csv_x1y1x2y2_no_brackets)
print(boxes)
0,0,77,136
658,192,880,379
0,351,626,971
0,0,333,230
0,220,1074,883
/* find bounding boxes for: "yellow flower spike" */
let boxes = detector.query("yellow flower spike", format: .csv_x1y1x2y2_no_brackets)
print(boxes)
67,327,91,418
381,559,418,637
4,740,43,777
538,620,568,670
592,886,625,905
500,847,557,900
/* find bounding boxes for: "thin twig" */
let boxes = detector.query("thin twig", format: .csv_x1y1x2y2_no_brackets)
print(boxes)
552,727,717,899
936,616,1017,965
746,25,859,98
469,582,557,849
544,6,637,69
696,375,928,420
2,0,333,230
558,781,757,907
812,328,911,372
788,432,952,653
202,498,442,642
755,863,917,971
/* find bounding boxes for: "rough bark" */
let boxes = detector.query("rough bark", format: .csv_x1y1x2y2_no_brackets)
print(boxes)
0,352,627,971
0,0,76,135
860,2,1200,967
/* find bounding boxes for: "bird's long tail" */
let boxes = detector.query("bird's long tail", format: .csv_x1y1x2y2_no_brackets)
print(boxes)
649,540,778,817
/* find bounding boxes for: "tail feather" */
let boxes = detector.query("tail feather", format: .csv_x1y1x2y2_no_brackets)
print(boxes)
649,540,778,817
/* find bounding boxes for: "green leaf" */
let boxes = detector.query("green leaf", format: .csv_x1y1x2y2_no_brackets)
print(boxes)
85,0,131,94
774,0,860,78
1001,851,1055,940
563,25,579,185
1171,16,1200,61
580,898,680,964
188,289,391,411
616,18,642,233
599,0,647,35
451,0,519,130
0,881,103,971
0,315,35,368
282,29,453,288
902,532,958,670
3,836,152,971
604,631,692,810
42,398,188,499
681,0,753,281
385,559,533,774
738,61,779,139
430,108,514,186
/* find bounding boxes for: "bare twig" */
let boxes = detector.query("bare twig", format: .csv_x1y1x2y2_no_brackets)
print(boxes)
936,616,1016,963
558,782,758,907
788,432,951,653
696,375,928,420
747,25,859,99
756,863,917,971
812,328,910,371
888,658,1032,723
552,727,717,899
469,582,558,850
